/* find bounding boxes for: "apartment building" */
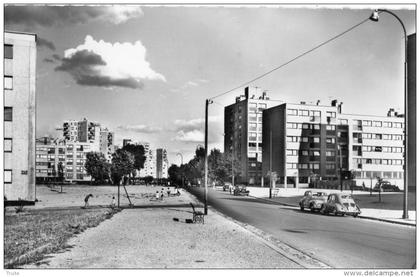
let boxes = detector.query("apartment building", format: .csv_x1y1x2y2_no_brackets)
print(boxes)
64,142,94,181
224,86,276,185
35,137,66,182
99,128,115,162
340,111,404,188
63,118,101,147
262,101,341,187
4,31,37,204
262,100,405,189
407,33,416,191
156,148,169,179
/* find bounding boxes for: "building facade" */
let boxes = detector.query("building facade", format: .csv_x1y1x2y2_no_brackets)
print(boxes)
99,128,115,162
35,137,66,182
224,87,275,185
139,142,156,178
261,101,405,189
156,148,169,179
4,31,37,204
262,102,341,187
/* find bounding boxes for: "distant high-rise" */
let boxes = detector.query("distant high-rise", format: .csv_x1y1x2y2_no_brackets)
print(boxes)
100,129,115,162
4,31,37,204
156,148,169,179
224,87,275,185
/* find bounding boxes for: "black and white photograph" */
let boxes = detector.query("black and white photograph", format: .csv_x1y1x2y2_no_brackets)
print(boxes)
2,2,417,275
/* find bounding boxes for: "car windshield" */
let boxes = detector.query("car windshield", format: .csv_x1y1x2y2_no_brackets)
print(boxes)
341,195,354,200
315,192,326,197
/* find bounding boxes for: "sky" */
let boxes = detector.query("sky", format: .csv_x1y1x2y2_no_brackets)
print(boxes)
4,4,416,165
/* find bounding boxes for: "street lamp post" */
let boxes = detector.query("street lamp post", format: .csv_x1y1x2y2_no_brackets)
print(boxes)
204,99,213,215
370,9,409,219
176,153,184,187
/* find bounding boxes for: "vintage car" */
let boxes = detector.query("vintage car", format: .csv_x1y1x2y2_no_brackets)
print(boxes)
373,181,400,192
299,190,328,212
320,193,361,217
233,185,250,196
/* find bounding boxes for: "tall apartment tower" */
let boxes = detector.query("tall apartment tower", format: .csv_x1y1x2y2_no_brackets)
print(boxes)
99,128,115,162
262,102,341,187
156,148,169,179
62,118,101,151
224,87,276,185
4,31,37,204
139,142,156,178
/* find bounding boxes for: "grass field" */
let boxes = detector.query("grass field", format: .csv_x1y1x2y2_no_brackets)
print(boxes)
4,207,120,268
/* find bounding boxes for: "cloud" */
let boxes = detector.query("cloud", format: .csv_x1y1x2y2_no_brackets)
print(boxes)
37,37,56,51
117,124,162,134
5,5,143,28
43,58,55,63
173,130,204,143
55,35,165,89
170,79,209,93
173,116,220,132
52,54,62,60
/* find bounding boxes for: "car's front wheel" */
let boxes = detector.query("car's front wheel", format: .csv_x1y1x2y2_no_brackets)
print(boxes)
320,205,326,214
300,203,304,211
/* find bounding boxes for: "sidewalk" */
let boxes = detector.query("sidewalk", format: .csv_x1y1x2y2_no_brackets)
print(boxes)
19,185,316,268
246,187,416,226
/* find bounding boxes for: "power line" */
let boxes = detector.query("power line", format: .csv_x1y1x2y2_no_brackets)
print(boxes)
209,15,372,101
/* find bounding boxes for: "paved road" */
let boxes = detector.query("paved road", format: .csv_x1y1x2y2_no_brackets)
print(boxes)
189,187,416,269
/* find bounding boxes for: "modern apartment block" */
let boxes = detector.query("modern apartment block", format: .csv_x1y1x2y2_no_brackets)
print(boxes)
262,100,405,189
4,31,37,204
64,142,93,181
63,118,100,146
224,86,275,185
35,137,66,182
262,101,341,187
139,142,156,177
340,111,404,188
99,128,115,162
156,148,169,179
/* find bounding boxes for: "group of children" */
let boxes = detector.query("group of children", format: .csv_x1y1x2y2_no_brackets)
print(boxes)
83,186,181,208
155,186,180,200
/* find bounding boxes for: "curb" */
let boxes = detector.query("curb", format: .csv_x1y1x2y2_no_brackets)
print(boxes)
250,195,416,227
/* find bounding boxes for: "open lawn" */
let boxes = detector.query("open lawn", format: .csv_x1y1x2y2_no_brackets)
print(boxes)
4,207,120,268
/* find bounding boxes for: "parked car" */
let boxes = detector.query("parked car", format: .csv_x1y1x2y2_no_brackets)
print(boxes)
223,183,232,192
320,193,361,217
373,181,400,192
299,190,328,212
233,185,250,196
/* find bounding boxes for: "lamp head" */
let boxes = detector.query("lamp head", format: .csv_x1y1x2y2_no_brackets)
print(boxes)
370,10,379,22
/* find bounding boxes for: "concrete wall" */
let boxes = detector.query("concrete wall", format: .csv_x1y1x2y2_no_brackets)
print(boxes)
4,32,36,202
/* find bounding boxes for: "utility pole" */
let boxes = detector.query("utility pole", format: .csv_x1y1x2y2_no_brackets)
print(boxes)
339,145,343,191
269,131,272,198
231,147,235,188
204,99,212,215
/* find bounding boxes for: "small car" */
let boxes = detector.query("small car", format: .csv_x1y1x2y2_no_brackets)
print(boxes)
223,183,232,192
320,193,361,217
233,185,250,196
299,190,328,212
373,181,400,192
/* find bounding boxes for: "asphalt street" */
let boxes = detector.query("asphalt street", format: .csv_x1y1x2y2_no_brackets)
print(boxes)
189,187,416,269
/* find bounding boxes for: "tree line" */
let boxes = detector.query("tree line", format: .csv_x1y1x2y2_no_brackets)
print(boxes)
84,143,146,185
168,146,241,187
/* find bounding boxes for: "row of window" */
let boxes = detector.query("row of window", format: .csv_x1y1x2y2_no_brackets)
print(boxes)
353,158,403,165
287,109,323,117
286,149,336,157
287,163,322,169
286,122,336,131
358,146,403,153
287,136,335,143
361,133,403,140
353,119,403,128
